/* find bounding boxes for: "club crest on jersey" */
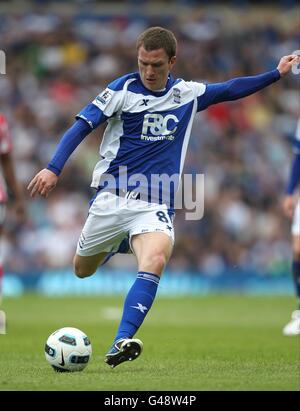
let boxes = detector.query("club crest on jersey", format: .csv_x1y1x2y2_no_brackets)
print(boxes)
96,89,112,105
173,88,181,104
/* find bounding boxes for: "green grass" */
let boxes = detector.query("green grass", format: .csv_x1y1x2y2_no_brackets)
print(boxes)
0,294,299,391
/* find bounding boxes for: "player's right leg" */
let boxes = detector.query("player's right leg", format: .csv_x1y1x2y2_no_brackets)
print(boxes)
105,198,175,368
105,231,173,368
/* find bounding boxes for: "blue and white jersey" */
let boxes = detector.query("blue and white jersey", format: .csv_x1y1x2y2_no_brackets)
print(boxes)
63,68,279,206
76,72,206,206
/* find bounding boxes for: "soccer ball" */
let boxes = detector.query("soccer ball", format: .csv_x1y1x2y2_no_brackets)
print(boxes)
45,327,92,372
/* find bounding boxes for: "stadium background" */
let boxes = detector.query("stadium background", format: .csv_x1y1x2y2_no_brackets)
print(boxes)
0,0,299,296
0,0,299,393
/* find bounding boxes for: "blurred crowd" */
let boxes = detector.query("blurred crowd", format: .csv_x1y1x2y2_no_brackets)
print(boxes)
0,1,299,276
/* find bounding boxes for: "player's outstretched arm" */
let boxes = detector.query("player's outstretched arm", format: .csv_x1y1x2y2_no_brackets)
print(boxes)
198,54,300,111
27,168,58,198
277,54,299,77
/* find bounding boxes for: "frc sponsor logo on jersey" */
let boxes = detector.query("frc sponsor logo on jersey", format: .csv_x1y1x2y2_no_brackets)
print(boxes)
141,113,179,141
96,89,112,105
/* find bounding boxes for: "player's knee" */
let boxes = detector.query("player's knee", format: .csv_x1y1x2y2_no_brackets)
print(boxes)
73,266,87,278
74,266,95,278
143,252,167,273
73,258,96,278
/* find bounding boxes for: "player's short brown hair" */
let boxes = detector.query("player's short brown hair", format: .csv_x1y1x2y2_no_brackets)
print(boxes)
136,27,177,60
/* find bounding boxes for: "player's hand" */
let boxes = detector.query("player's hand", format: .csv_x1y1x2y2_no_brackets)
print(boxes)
277,54,300,77
27,169,58,198
282,195,296,219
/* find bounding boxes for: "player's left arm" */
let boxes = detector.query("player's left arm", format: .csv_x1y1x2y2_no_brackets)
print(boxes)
198,54,299,110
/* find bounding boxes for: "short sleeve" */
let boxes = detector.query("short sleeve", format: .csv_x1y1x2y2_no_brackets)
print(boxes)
186,81,206,99
76,87,123,129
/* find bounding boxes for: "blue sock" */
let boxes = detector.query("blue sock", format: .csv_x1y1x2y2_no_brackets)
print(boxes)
292,261,300,309
114,272,160,342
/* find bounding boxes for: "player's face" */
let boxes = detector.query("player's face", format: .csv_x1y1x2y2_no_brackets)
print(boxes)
138,47,176,91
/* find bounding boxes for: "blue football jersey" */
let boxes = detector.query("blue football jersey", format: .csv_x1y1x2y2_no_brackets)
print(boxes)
62,69,279,205
76,72,207,205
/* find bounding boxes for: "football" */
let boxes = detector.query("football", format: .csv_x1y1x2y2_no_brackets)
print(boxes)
45,327,92,372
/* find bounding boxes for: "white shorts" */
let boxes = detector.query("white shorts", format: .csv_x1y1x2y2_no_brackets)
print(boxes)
76,192,175,256
292,199,300,236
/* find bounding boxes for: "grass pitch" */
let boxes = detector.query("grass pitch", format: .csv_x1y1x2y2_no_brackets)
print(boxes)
0,294,299,391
